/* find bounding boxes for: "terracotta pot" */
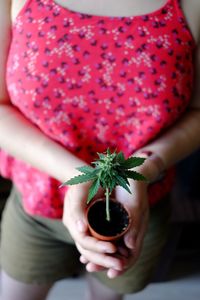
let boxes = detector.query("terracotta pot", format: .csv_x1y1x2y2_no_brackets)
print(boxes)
86,198,131,241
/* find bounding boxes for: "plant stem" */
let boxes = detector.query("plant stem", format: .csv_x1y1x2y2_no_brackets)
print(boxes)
105,187,110,221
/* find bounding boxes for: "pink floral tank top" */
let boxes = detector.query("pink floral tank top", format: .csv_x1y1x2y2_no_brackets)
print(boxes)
0,0,196,218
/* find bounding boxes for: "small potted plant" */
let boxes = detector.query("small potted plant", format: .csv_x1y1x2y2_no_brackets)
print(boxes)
62,149,146,241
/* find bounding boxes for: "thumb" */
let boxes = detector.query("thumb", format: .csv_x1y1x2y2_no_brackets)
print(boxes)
124,228,138,249
64,184,89,233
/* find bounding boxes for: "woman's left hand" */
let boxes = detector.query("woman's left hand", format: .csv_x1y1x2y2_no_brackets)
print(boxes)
118,179,149,270
81,179,150,278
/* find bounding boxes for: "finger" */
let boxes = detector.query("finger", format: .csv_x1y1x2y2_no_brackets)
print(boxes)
86,264,125,278
64,190,110,249
124,227,138,250
123,206,148,249
80,255,88,264
80,247,130,273
114,185,145,250
117,245,130,258
63,184,91,232
76,243,124,271
118,212,149,271
76,235,117,254
86,262,106,272
107,268,124,278
64,187,117,254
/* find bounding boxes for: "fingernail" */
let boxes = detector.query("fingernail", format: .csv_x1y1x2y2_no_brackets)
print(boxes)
98,244,114,253
112,262,123,271
76,220,86,233
107,269,118,279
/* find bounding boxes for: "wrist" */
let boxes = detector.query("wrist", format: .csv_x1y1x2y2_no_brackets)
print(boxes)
58,155,89,183
134,150,166,183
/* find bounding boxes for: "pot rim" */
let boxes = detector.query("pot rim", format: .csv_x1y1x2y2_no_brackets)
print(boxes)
86,197,132,241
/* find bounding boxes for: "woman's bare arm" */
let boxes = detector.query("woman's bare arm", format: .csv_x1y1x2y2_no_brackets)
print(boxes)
0,0,86,183
136,43,200,180
1,0,200,184
0,0,11,102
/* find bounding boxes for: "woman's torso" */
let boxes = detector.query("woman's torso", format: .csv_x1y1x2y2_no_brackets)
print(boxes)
1,0,198,218
7,0,198,156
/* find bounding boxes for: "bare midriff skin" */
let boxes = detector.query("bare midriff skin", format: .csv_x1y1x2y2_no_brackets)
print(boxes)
0,1,200,299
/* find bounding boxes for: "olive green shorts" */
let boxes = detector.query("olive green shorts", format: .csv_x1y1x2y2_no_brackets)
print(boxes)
0,187,170,294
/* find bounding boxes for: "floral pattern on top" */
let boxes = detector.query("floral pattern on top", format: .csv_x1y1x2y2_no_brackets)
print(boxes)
0,0,196,218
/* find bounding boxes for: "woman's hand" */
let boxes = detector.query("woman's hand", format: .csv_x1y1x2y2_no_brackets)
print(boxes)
62,183,126,274
95,179,149,278
117,179,149,271
75,179,149,278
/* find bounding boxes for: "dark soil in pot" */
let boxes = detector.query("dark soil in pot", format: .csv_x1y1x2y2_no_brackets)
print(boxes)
87,199,129,237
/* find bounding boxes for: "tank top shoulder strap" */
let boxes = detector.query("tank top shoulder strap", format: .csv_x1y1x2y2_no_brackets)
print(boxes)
13,0,32,22
15,0,54,22
168,0,196,46
18,0,182,19
172,0,186,17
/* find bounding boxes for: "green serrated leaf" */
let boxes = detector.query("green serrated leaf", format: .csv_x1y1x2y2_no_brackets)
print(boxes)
87,178,101,204
119,172,129,184
63,172,98,185
76,166,94,174
107,148,111,155
109,179,117,193
62,148,147,214
121,157,146,169
116,151,125,163
125,170,147,181
114,175,131,194
97,152,105,160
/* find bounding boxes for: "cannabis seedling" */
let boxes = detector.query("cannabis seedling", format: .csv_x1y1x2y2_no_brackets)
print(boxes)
63,149,146,221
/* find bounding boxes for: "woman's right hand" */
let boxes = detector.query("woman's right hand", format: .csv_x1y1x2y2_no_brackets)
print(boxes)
62,183,128,275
